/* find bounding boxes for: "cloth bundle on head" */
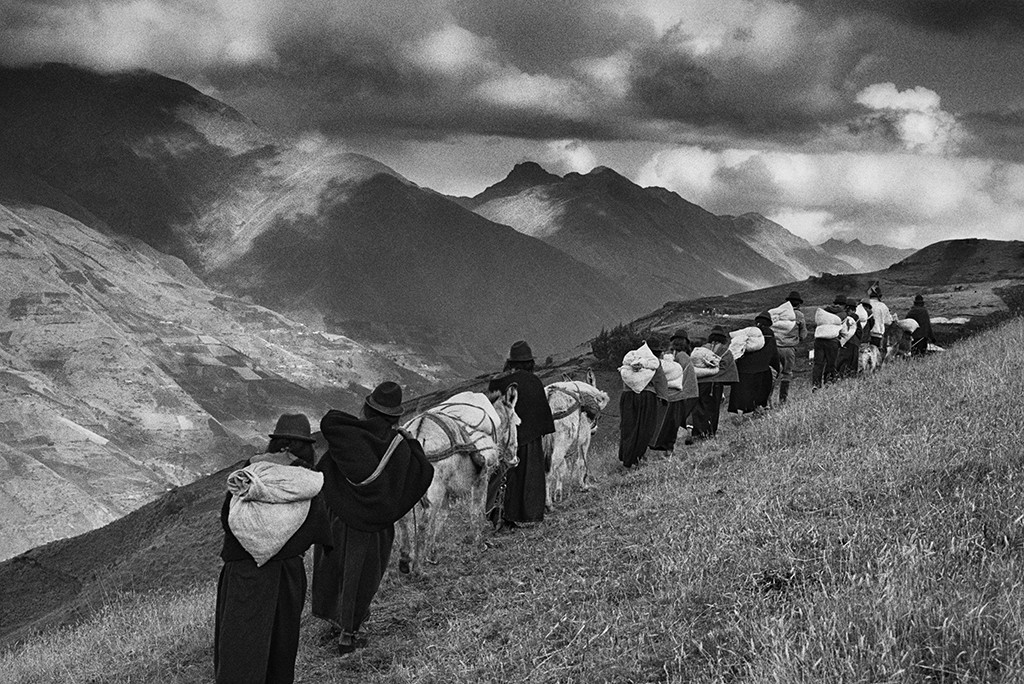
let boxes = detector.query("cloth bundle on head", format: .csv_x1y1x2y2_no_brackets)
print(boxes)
814,307,843,339
728,326,765,361
619,342,660,393
226,461,324,566
660,353,685,390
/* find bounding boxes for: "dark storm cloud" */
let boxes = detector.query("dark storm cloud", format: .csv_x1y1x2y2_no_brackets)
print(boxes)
793,0,1024,34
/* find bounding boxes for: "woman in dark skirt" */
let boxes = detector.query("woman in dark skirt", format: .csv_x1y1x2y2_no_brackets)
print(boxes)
690,326,738,440
214,414,331,684
486,341,556,529
618,340,670,469
729,313,781,414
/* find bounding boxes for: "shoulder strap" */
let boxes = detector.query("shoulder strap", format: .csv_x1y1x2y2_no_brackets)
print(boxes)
347,433,404,487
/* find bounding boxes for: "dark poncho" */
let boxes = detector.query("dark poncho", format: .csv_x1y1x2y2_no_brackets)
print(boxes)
317,411,434,533
488,370,555,444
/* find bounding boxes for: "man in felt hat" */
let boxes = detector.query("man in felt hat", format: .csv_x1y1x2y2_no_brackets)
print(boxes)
866,282,893,356
773,290,806,405
905,293,935,356
312,382,434,655
214,413,331,683
811,294,848,390
650,328,699,452
486,340,555,529
690,325,738,440
728,312,781,415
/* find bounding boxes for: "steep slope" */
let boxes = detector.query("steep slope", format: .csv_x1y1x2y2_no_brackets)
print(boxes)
819,238,915,273
0,196,430,561
0,64,640,372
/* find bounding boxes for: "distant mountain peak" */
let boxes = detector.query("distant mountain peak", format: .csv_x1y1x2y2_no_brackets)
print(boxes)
505,161,561,185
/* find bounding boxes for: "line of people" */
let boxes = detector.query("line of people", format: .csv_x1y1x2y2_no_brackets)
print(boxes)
617,285,938,470
213,340,556,683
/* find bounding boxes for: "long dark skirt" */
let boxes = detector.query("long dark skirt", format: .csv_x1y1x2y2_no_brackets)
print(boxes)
618,390,660,467
729,371,773,413
487,437,547,524
214,555,306,684
311,520,394,638
691,383,725,439
651,397,699,450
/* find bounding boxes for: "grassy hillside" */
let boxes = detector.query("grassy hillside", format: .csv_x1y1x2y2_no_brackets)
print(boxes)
4,317,1024,682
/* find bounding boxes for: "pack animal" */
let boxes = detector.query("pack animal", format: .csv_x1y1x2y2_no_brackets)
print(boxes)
396,386,519,575
543,371,609,508
858,344,882,374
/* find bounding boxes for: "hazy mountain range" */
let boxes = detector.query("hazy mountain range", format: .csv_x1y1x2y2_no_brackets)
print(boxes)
0,62,915,559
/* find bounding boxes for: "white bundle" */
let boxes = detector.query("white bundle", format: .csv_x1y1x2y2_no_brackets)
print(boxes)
227,461,323,567
661,354,684,390
690,346,721,369
896,318,920,333
771,320,796,334
814,308,843,339
768,300,796,322
619,342,660,393
728,326,764,361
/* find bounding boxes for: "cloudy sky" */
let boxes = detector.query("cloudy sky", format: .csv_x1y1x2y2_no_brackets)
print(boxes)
3,0,1024,248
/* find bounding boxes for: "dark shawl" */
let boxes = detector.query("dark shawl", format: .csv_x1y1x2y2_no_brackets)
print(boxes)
317,411,434,533
905,305,934,343
488,369,555,445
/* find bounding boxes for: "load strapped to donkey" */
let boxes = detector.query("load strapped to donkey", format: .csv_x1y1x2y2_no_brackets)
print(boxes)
396,386,520,574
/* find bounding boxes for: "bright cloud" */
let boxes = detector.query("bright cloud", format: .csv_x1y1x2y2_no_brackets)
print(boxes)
854,82,965,154
541,139,598,175
636,144,1024,247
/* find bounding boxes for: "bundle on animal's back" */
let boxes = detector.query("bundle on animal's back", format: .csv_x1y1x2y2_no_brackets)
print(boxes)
403,391,511,468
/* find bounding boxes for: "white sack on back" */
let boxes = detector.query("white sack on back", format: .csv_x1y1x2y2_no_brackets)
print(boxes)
814,308,843,339
771,320,796,334
227,461,323,567
897,318,920,333
728,326,764,360
768,300,796,322
619,342,660,393
661,354,684,390
438,391,502,436
690,346,721,369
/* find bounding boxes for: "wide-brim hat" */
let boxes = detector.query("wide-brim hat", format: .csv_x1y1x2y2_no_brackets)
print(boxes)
269,413,316,443
833,294,848,305
670,327,689,341
708,325,729,343
365,381,404,417
914,294,925,305
507,340,534,363
754,311,772,326
846,297,859,308
786,290,803,305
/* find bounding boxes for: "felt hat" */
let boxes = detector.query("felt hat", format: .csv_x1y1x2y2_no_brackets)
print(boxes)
707,325,729,343
269,413,316,443
786,290,804,305
507,340,534,363
365,381,404,417
914,294,925,306
670,328,689,341
754,311,772,326
833,294,848,305
846,297,859,308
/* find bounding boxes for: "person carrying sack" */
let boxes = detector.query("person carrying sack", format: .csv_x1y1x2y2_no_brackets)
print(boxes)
214,414,332,684
311,382,434,656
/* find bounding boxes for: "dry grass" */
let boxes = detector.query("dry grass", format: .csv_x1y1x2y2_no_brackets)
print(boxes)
5,317,1024,683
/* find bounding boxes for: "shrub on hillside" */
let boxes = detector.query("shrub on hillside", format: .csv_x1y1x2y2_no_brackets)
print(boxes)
591,324,668,369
